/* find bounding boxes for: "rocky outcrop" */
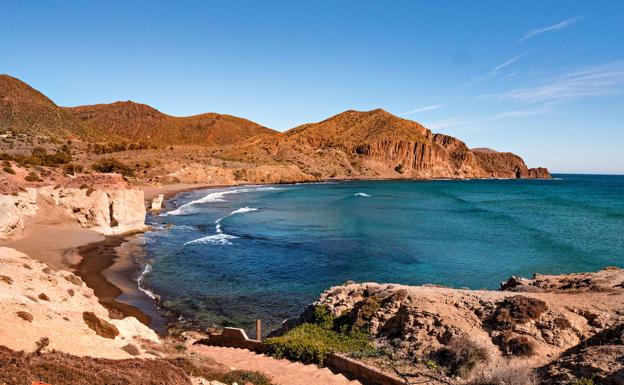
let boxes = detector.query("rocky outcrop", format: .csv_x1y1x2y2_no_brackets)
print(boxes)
0,247,158,358
150,194,164,211
0,187,146,238
0,189,38,239
298,268,624,378
40,186,147,235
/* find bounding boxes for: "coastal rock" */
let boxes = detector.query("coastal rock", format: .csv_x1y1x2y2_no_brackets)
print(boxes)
40,186,147,235
150,194,164,211
0,247,159,358
304,268,624,373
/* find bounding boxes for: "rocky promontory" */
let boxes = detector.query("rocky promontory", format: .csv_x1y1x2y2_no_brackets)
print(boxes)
296,268,624,384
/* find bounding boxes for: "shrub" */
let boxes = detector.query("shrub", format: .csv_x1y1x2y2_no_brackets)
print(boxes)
38,293,50,301
395,163,405,174
17,311,33,322
86,187,96,196
489,296,547,330
35,337,49,354
0,275,13,285
24,171,42,182
468,363,537,385
218,370,273,385
505,335,536,357
2,166,15,174
82,311,119,339
265,323,373,366
91,158,133,176
63,162,84,175
121,344,141,356
436,336,489,377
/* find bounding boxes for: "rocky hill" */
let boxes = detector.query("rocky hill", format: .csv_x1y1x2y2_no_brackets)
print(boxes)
0,75,89,139
217,109,550,179
64,101,277,146
1,75,550,182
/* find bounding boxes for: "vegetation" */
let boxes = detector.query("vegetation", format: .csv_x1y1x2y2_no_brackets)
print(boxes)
121,344,141,356
467,363,537,385
16,311,33,322
91,157,133,176
265,305,376,366
436,336,489,377
35,337,50,354
24,171,42,182
82,311,120,339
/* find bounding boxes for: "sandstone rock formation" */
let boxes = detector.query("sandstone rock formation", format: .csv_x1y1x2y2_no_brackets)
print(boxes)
0,186,147,239
0,247,158,358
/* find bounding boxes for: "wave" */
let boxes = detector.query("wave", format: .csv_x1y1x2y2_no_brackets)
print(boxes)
185,233,239,246
354,192,371,197
166,186,278,216
185,206,259,246
137,263,159,300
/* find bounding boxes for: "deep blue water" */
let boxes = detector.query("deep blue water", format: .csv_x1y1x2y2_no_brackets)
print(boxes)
141,175,624,331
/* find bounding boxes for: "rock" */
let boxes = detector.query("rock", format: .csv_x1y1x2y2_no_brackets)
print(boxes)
0,189,37,239
150,194,164,211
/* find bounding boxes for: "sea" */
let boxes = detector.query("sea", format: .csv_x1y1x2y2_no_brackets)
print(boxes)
139,174,624,332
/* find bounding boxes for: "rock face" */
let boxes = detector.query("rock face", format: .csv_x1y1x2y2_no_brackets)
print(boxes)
150,194,164,211
220,109,551,180
0,247,158,358
302,268,624,378
0,187,146,238
40,186,147,235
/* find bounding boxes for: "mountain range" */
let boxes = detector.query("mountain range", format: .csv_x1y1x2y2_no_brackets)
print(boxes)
0,74,550,180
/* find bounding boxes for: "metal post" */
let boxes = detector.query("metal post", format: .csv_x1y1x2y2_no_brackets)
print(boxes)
256,319,262,341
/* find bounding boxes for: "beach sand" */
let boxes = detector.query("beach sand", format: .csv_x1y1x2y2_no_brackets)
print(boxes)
0,183,214,334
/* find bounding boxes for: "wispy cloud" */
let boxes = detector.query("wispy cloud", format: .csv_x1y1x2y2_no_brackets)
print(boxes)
501,60,624,103
402,104,443,115
428,107,551,132
518,17,582,44
492,53,524,73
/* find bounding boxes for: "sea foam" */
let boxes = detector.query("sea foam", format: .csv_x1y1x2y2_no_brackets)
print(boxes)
354,192,371,197
166,187,277,216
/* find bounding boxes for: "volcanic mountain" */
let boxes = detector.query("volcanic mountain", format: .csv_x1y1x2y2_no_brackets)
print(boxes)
217,109,551,179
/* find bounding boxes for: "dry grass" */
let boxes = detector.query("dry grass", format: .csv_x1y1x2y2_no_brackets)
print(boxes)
0,345,192,385
468,363,538,385
489,296,548,330
82,312,119,339
437,336,490,377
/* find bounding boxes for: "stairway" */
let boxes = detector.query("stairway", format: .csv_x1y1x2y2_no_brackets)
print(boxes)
192,345,363,385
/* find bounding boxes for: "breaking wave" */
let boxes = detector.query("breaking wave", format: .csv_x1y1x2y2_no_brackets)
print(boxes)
184,206,259,246
354,192,371,197
166,186,277,216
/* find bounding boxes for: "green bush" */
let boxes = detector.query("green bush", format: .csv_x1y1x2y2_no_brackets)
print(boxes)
91,158,133,176
265,323,372,366
3,166,15,175
24,171,41,182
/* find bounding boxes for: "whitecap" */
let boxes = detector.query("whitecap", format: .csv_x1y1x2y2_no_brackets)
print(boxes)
230,206,258,215
354,192,371,197
166,186,278,216
184,233,239,246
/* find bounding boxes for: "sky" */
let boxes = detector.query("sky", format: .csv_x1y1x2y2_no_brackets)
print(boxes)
1,1,623,174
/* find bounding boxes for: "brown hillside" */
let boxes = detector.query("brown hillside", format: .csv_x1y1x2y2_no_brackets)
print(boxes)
64,101,277,146
0,74,87,138
218,109,551,179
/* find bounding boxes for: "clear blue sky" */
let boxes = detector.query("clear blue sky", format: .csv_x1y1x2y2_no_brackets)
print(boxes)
2,1,623,174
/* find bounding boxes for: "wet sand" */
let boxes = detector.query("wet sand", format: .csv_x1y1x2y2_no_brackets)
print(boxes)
73,234,167,333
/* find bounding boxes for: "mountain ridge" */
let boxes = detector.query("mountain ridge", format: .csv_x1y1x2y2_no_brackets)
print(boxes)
0,74,550,180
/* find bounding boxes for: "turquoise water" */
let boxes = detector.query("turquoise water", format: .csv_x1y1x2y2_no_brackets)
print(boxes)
142,175,624,331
